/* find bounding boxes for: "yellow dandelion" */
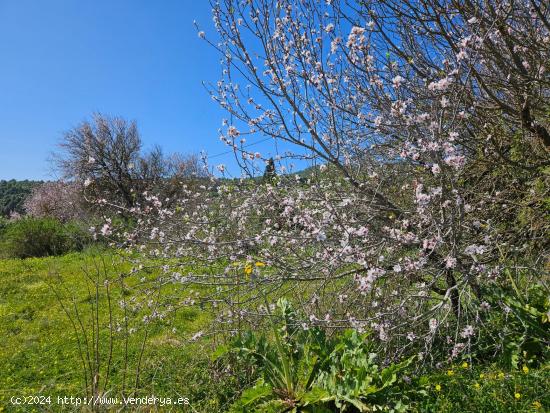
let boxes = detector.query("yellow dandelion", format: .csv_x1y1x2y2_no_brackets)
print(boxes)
244,264,253,275
462,362,469,368
514,392,521,400
522,365,529,374
255,261,266,267
446,370,454,376
532,401,542,409
435,384,441,391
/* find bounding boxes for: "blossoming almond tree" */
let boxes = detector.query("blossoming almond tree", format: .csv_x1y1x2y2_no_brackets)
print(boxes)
91,0,549,363
24,181,87,223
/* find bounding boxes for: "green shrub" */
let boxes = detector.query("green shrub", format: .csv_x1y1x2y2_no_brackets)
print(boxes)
0,216,9,235
220,299,415,412
62,221,93,251
0,217,90,258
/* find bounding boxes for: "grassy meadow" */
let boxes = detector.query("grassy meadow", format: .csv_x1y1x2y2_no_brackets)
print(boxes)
0,250,244,412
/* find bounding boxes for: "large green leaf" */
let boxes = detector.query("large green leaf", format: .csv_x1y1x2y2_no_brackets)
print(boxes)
380,356,415,389
229,380,273,413
300,386,334,405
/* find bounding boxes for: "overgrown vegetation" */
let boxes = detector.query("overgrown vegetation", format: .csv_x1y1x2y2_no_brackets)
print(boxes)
217,297,548,412
221,299,418,412
0,252,547,412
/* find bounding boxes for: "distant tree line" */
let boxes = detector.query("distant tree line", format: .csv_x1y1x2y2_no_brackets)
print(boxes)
0,180,42,217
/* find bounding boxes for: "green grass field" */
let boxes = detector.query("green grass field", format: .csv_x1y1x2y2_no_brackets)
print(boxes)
0,250,233,412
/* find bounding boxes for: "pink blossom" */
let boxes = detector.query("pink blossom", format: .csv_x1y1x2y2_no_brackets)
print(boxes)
460,325,474,338
428,77,451,91
444,155,465,169
227,126,240,137
392,75,405,88
445,256,457,269
100,224,111,237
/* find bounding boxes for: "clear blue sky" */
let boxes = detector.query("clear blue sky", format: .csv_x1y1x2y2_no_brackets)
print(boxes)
0,0,266,180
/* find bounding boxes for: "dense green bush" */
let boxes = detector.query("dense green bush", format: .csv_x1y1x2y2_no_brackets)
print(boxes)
0,217,90,258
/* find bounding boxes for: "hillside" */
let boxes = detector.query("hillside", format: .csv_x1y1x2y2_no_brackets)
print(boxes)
0,180,42,217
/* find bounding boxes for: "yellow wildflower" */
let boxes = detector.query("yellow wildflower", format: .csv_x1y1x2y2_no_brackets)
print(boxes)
522,365,529,374
498,372,505,379
244,264,253,276
474,382,480,389
462,362,468,368
514,392,521,400
255,261,266,267
446,370,454,376
435,384,441,391
532,401,542,409
479,373,485,379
